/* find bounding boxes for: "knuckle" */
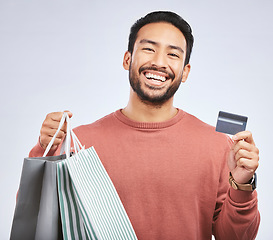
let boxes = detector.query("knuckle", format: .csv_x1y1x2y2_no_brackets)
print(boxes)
47,112,62,121
238,149,245,157
237,141,243,148
40,128,45,135
55,138,61,144
237,140,244,148
57,132,65,139
42,119,51,128
46,112,53,119
40,136,50,148
40,134,49,142
55,112,63,120
239,158,244,164
237,158,244,166
251,151,259,160
51,145,58,151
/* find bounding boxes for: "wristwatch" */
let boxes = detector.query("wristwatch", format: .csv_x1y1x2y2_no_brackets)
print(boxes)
229,172,257,191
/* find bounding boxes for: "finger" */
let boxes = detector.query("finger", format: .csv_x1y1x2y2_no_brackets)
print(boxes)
59,111,73,132
234,149,257,162
64,110,73,118
48,129,66,139
42,113,63,130
49,112,65,122
40,134,64,150
236,158,259,173
232,131,255,145
40,124,66,138
60,122,68,134
50,140,65,151
44,112,70,133
40,132,64,145
232,140,259,155
48,112,68,132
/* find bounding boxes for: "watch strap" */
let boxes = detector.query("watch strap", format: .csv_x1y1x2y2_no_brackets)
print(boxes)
229,172,256,191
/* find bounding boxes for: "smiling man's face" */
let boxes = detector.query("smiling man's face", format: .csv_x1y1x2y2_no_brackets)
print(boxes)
123,22,190,105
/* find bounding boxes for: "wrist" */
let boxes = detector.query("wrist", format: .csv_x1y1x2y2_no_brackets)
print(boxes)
229,172,257,191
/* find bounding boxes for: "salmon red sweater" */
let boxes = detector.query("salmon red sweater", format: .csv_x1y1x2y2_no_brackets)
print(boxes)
30,109,260,239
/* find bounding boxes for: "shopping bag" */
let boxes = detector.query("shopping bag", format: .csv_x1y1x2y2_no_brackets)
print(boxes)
58,148,138,240
10,154,65,240
55,113,138,240
10,113,82,240
11,112,138,240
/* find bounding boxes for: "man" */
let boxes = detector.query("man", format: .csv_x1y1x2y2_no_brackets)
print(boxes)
30,11,260,239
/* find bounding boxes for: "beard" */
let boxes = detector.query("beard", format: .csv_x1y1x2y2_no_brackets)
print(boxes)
129,65,183,105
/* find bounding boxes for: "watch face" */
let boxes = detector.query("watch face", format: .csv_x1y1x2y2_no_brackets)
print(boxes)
252,173,257,190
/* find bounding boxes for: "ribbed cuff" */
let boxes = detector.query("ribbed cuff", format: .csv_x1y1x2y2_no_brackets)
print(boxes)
28,138,57,157
229,187,257,203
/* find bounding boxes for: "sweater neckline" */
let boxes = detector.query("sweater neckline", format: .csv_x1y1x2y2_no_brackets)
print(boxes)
114,108,185,129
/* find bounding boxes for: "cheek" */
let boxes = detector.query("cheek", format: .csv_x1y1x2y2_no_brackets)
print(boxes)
130,56,140,70
133,52,152,67
170,62,184,77
179,68,185,77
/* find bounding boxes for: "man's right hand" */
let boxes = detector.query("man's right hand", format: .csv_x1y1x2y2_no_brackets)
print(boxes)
39,111,73,151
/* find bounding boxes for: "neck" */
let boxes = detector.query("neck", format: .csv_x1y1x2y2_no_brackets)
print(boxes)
122,89,178,122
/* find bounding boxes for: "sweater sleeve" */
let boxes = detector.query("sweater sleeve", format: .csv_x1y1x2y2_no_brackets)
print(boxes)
28,137,59,157
213,188,260,239
212,139,260,240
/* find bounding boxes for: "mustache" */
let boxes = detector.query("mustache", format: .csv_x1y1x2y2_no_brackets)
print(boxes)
139,66,175,80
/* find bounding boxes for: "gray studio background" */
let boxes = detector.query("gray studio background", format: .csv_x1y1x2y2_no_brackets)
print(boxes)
1,0,272,239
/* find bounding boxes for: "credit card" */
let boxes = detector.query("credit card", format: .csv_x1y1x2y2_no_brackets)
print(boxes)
216,111,248,135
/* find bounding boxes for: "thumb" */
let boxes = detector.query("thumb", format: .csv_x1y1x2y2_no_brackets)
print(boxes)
64,110,73,118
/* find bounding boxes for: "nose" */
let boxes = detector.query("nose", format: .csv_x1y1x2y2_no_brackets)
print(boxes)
151,51,167,69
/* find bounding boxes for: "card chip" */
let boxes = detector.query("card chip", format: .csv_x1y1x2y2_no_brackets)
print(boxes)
216,111,248,135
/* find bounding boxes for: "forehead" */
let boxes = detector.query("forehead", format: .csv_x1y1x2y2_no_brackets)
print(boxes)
135,22,186,49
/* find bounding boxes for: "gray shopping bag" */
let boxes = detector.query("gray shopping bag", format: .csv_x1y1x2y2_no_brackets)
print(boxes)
11,112,137,240
10,154,66,240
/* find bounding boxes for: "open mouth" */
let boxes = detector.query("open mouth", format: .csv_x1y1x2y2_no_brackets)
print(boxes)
143,71,170,83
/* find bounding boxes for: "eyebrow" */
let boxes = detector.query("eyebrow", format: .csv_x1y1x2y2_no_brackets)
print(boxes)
139,39,184,54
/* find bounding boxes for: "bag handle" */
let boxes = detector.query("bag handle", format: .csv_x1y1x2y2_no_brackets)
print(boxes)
43,112,83,158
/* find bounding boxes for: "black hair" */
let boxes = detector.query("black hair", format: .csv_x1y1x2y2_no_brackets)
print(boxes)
128,11,194,65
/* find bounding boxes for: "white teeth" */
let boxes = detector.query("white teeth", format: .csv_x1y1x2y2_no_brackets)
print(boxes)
145,72,166,82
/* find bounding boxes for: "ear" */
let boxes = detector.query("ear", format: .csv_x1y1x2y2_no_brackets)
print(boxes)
123,51,132,70
181,64,191,83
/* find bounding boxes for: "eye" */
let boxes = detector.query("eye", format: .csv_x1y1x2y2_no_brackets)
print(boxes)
168,53,180,58
142,47,155,52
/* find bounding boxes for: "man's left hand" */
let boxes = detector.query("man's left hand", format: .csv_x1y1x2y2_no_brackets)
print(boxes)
228,131,259,184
